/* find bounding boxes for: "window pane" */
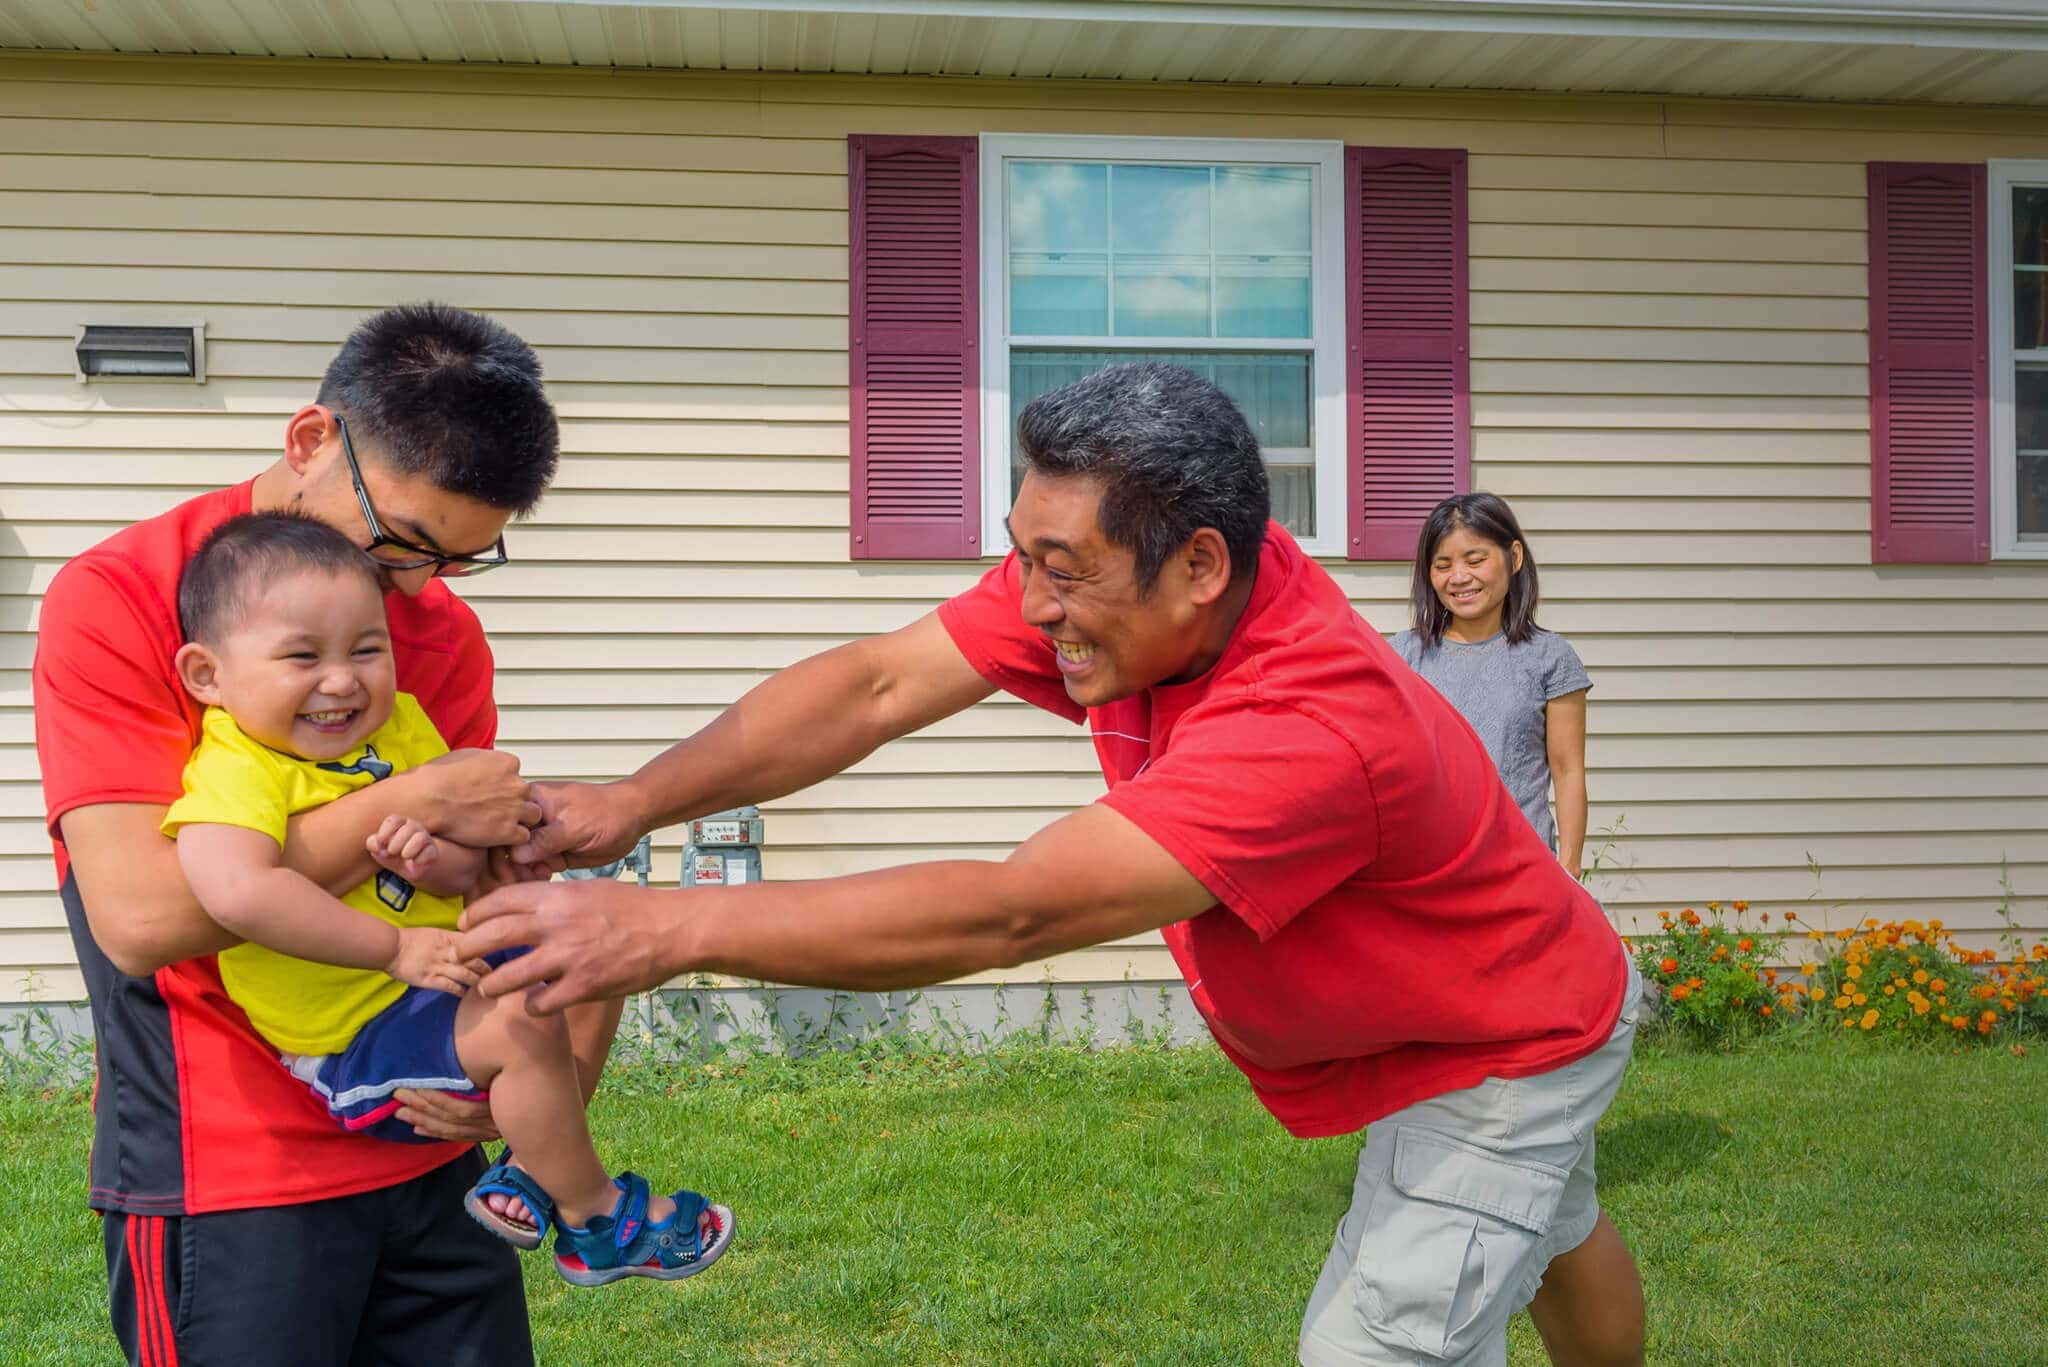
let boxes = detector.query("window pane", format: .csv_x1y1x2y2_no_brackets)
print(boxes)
1009,349,1314,537
1009,163,1109,336
2014,187,2048,267
1217,257,1312,338
1110,165,1210,255
1012,255,1109,335
1111,165,1211,337
1113,255,1210,337
1215,166,1312,255
1009,163,1107,253
2019,366,2048,540
2017,268,2048,353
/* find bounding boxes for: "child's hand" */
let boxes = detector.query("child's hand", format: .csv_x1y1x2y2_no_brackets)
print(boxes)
368,815,442,884
384,926,484,996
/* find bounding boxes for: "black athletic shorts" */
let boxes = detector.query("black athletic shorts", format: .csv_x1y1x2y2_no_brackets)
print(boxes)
102,1147,532,1367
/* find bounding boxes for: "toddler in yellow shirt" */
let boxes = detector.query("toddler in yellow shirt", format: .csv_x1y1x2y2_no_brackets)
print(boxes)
164,511,733,1286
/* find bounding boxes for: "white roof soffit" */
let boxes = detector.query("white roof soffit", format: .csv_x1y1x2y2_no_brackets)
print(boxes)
7,0,2048,105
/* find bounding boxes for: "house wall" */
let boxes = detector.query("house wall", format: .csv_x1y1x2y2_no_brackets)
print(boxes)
3,51,2044,1002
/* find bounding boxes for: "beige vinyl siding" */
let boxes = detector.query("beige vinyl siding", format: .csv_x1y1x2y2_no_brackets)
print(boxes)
2,51,2045,1002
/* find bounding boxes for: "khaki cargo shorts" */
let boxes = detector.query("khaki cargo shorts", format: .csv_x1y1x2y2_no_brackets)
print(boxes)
1298,961,1643,1367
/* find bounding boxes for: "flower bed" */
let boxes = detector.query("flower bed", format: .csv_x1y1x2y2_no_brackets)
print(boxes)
1625,901,2048,1047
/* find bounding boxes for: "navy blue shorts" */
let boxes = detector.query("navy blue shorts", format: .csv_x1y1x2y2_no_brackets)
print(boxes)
280,950,523,1145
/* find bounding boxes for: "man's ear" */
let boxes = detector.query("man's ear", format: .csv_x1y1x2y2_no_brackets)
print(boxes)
283,404,336,478
1183,527,1235,607
174,642,224,706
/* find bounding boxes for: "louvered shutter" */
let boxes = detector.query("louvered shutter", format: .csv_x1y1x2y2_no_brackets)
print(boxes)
1868,163,1989,564
848,136,981,560
1346,147,1470,561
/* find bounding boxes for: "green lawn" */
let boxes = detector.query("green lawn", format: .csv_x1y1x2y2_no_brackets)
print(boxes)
3,1040,2043,1364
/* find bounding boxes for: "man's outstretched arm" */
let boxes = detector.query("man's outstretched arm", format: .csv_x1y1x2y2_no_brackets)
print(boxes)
514,610,997,868
462,803,1215,1014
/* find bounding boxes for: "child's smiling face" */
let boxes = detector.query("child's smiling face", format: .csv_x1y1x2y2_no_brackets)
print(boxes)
176,567,396,761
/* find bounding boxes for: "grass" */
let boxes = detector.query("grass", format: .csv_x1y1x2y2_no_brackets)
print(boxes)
3,1038,2044,1364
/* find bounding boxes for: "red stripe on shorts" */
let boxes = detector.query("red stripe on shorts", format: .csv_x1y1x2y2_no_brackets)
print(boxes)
148,1216,179,1366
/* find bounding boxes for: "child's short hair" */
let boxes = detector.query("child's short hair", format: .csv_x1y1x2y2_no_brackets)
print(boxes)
179,512,382,645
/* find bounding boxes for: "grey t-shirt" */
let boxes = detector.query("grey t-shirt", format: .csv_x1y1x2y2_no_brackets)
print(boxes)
1390,627,1591,849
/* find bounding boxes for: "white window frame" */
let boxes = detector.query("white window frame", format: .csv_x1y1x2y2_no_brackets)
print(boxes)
1989,159,2048,560
978,133,1348,559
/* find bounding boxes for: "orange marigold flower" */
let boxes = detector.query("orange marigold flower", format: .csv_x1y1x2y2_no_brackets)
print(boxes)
1951,1016,1968,1030
1865,918,1880,930
1981,1010,1998,1025
1688,977,1704,990
1859,1009,1879,1030
1846,964,1863,980
1681,909,1700,926
1913,969,1929,984
1884,986,1897,997
1808,930,1824,942
1708,901,1721,913
1659,957,1679,976
1930,919,1945,931
1735,901,1751,912
1810,987,1826,1000
1801,962,1818,976
1978,1020,1995,1035
1759,1006,1773,1017
1833,995,1853,1010
1670,985,1691,1002
1853,993,1868,1006
1738,938,1754,952
1930,979,1948,994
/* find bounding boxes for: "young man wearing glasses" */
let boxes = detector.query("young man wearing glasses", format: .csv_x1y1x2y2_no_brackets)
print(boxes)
33,303,582,1367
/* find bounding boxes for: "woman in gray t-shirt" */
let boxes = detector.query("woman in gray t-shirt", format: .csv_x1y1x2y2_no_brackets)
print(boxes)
1392,493,1592,876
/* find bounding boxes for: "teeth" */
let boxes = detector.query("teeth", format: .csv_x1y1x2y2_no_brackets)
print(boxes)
1055,642,1093,661
303,710,352,724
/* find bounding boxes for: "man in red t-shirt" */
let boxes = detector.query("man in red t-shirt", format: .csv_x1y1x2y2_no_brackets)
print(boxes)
466,364,1647,1366
33,304,612,1367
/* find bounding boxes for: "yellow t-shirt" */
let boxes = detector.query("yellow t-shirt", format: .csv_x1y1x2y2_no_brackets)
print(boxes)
161,694,463,1056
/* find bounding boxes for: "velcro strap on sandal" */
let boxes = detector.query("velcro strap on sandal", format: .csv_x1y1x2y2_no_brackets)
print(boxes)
611,1172,652,1249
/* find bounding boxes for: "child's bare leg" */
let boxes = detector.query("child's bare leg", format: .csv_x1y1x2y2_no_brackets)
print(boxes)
454,989,673,1228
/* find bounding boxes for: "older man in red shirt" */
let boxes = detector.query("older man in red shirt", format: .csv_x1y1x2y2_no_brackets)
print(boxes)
466,362,1647,1367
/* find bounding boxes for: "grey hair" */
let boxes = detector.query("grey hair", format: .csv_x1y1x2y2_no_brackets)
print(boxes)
1014,362,1269,593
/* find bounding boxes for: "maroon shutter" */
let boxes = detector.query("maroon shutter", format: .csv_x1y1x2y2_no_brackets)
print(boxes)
1346,147,1469,561
1868,162,1989,564
847,135,981,560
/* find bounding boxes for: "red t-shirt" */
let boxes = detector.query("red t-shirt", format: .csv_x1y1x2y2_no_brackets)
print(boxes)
938,522,1627,1138
33,480,499,1214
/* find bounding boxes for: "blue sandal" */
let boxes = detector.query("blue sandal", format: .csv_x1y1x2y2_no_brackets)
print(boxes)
554,1172,735,1287
463,1147,554,1251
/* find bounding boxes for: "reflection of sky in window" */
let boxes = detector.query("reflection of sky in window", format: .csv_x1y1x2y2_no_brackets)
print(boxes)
1009,160,1312,340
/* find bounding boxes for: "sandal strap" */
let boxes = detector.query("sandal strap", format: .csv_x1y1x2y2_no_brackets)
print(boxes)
471,1160,555,1221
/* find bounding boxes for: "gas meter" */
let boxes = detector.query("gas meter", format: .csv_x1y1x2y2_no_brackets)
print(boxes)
682,806,764,887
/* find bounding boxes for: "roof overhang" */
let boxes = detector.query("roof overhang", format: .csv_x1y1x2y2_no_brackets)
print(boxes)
4,0,2048,105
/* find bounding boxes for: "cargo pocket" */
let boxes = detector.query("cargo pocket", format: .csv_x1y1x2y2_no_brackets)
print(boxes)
1354,1127,1570,1360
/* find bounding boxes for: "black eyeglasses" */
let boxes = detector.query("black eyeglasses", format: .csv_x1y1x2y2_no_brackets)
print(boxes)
333,413,509,577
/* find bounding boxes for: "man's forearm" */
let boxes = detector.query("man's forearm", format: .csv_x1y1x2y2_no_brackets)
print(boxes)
657,861,1049,992
620,638,906,833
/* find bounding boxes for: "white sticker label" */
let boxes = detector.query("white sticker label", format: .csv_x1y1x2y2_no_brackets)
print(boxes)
726,863,748,885
697,821,743,844
693,853,725,885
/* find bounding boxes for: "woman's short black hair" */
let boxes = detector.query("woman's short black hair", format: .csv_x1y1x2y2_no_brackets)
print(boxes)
1014,362,1269,593
1408,492,1543,647
316,302,558,515
179,512,381,646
